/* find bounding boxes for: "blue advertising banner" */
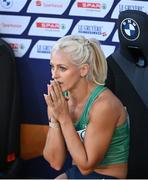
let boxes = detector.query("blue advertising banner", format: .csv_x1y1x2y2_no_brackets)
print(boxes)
1,0,148,124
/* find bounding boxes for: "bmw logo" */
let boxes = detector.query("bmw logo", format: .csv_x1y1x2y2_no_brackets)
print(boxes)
120,18,140,41
0,0,13,9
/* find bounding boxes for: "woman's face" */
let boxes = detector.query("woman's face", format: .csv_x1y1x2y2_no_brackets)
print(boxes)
50,50,81,92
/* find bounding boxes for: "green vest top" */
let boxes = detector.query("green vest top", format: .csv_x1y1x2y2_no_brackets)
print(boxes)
74,85,130,166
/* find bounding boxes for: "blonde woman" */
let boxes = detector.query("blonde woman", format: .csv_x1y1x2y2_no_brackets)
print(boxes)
43,35,129,179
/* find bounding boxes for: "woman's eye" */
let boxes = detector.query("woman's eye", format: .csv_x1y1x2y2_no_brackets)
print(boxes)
60,66,67,72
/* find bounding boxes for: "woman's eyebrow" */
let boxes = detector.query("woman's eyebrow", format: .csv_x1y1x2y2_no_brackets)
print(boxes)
50,62,68,67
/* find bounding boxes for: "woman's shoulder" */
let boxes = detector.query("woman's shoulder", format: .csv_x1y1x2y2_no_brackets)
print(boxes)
95,88,123,108
90,88,124,122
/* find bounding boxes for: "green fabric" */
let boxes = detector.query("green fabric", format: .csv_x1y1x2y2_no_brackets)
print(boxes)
99,119,129,166
74,85,130,165
74,85,106,130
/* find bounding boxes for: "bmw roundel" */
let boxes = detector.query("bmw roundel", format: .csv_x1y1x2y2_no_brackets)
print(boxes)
0,0,13,9
120,18,140,41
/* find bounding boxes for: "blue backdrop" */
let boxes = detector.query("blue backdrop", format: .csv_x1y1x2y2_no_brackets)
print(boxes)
0,0,148,178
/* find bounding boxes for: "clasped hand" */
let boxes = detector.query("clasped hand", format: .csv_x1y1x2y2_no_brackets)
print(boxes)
44,80,69,123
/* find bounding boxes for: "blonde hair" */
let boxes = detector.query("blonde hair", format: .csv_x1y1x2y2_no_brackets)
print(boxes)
51,35,107,85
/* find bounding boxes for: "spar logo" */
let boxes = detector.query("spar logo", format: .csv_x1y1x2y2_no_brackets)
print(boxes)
77,2,106,10
10,42,24,51
0,0,13,9
69,0,113,18
36,22,66,30
35,0,42,6
29,17,73,37
2,38,32,57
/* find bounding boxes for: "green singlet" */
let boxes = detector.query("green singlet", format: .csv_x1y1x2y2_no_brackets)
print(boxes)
74,85,130,166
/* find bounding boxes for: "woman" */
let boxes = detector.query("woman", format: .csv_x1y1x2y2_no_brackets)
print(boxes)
43,35,130,179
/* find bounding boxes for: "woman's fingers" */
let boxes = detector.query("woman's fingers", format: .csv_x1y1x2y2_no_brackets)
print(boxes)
50,80,64,101
44,93,54,106
54,80,64,99
50,85,57,102
46,80,65,112
47,84,51,95
47,82,57,102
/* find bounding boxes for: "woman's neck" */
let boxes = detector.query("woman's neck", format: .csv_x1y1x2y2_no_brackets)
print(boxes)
68,81,97,106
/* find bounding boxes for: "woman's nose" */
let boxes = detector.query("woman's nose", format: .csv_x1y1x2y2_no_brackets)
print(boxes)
52,69,59,79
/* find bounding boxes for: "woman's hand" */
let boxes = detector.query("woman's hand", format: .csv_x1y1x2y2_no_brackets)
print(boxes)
44,84,55,122
44,80,70,123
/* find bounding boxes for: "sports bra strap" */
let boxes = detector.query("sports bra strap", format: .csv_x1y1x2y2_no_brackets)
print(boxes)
75,85,107,130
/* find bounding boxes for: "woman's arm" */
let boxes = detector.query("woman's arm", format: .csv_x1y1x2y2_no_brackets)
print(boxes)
43,120,67,170
59,97,120,175
43,84,67,170
47,81,122,175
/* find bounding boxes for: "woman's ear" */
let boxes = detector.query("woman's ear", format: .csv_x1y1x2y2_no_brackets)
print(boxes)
80,64,89,77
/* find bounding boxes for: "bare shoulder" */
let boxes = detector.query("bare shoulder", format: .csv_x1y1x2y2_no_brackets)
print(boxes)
89,88,125,126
